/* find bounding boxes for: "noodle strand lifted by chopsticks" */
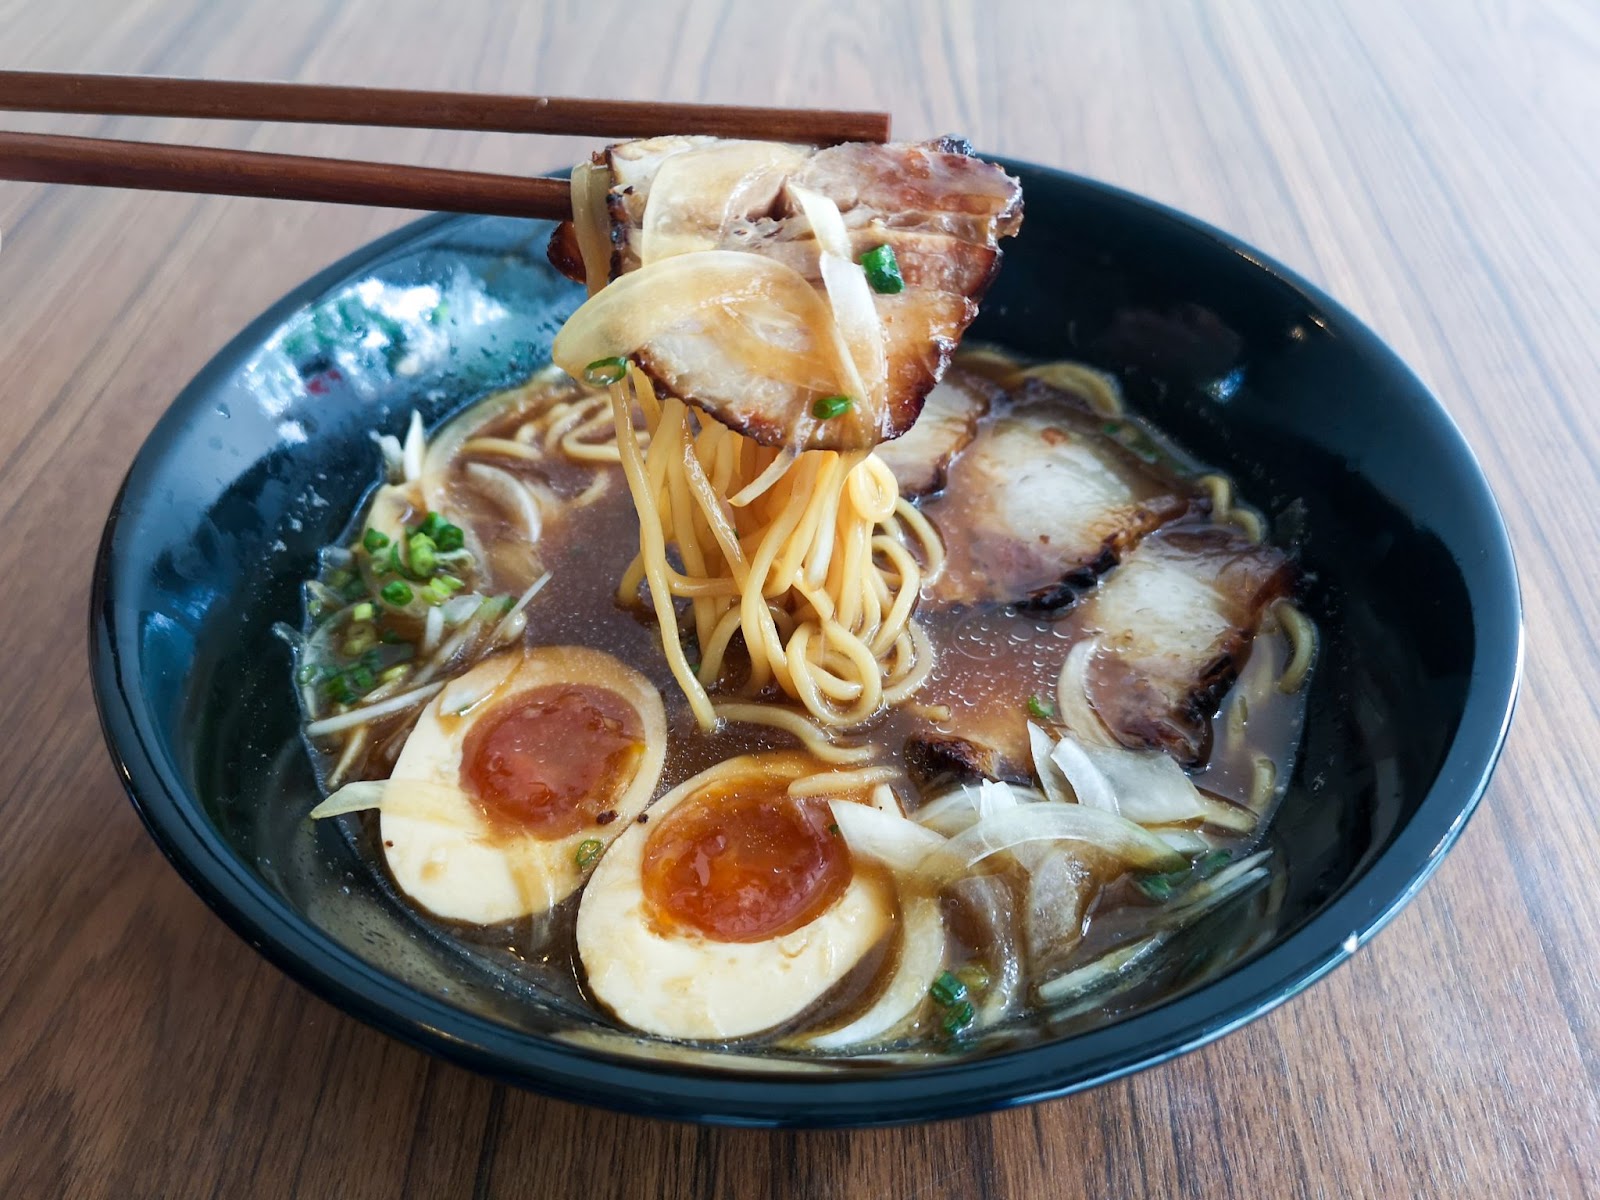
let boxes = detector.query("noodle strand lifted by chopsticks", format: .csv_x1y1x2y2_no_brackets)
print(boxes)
609,366,939,729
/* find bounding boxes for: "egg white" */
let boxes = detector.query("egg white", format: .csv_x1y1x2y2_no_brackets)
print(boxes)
577,755,896,1041
379,645,665,924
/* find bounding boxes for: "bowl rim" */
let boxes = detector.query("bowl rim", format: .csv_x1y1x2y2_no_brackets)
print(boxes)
89,159,1523,1128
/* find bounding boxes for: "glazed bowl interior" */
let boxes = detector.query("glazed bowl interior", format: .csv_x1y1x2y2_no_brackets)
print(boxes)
91,160,1519,1127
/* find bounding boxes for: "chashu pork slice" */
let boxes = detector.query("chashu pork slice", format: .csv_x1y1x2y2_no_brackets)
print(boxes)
922,380,1202,609
1073,524,1293,765
547,136,1022,451
872,368,996,497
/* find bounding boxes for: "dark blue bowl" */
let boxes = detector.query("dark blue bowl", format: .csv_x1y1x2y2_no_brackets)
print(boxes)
90,160,1521,1127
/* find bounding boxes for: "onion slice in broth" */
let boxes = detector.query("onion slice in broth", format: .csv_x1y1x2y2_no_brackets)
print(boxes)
922,805,1184,885
828,799,946,873
1048,728,1257,833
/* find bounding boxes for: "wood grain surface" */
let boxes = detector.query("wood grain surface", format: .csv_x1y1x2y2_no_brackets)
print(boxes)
1,2,1596,1196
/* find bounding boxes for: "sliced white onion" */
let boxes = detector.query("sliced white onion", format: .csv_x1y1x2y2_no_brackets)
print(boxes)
324,726,368,788
790,185,885,409
307,780,387,818
948,874,1022,1027
1166,851,1272,919
308,776,471,825
922,804,1185,884
1150,826,1217,855
1045,725,1257,834
1048,736,1119,814
570,160,615,296
828,800,946,874
976,779,1021,821
437,653,519,717
869,784,902,815
817,252,882,402
808,893,944,1050
1029,721,1075,805
363,483,413,549
419,604,445,656
1056,640,1119,747
913,783,1047,837
303,682,444,738
413,615,486,686
401,410,425,483
489,570,552,644
1195,796,1260,833
1050,734,1203,825
911,786,984,836
464,462,543,541
371,431,404,481
440,593,484,625
1021,846,1096,966
1037,933,1168,1003
1036,852,1274,1007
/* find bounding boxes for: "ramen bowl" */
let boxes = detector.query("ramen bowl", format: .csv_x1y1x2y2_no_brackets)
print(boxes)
90,159,1520,1127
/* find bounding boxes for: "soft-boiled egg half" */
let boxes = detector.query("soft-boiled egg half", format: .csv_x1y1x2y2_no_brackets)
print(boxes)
378,645,665,924
577,752,896,1041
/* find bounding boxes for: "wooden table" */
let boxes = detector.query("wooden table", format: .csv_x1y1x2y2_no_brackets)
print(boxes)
3,2,1596,1196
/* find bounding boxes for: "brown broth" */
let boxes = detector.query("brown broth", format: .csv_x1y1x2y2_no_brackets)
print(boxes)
305,361,1310,1050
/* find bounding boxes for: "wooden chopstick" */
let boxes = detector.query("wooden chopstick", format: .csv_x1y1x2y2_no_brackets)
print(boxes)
0,131,574,218
0,71,892,145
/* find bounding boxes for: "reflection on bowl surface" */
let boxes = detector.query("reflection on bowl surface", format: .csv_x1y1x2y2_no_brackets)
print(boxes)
92,160,1519,1127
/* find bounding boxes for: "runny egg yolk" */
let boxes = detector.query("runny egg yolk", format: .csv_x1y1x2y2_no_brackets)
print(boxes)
640,780,851,942
460,684,642,838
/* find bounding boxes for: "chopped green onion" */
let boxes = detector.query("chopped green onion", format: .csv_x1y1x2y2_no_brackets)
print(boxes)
827,823,840,835
434,522,465,553
859,243,905,294
380,580,414,606
346,664,375,693
416,511,446,540
1195,849,1233,879
437,574,465,593
1136,874,1176,902
584,356,628,386
379,664,410,684
386,541,406,578
379,627,403,644
350,602,375,622
1026,695,1056,721
296,664,318,684
930,970,968,1008
499,595,517,614
339,575,369,601
939,1000,975,1037
424,577,455,603
812,394,853,420
575,838,604,868
408,533,438,577
362,528,390,552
